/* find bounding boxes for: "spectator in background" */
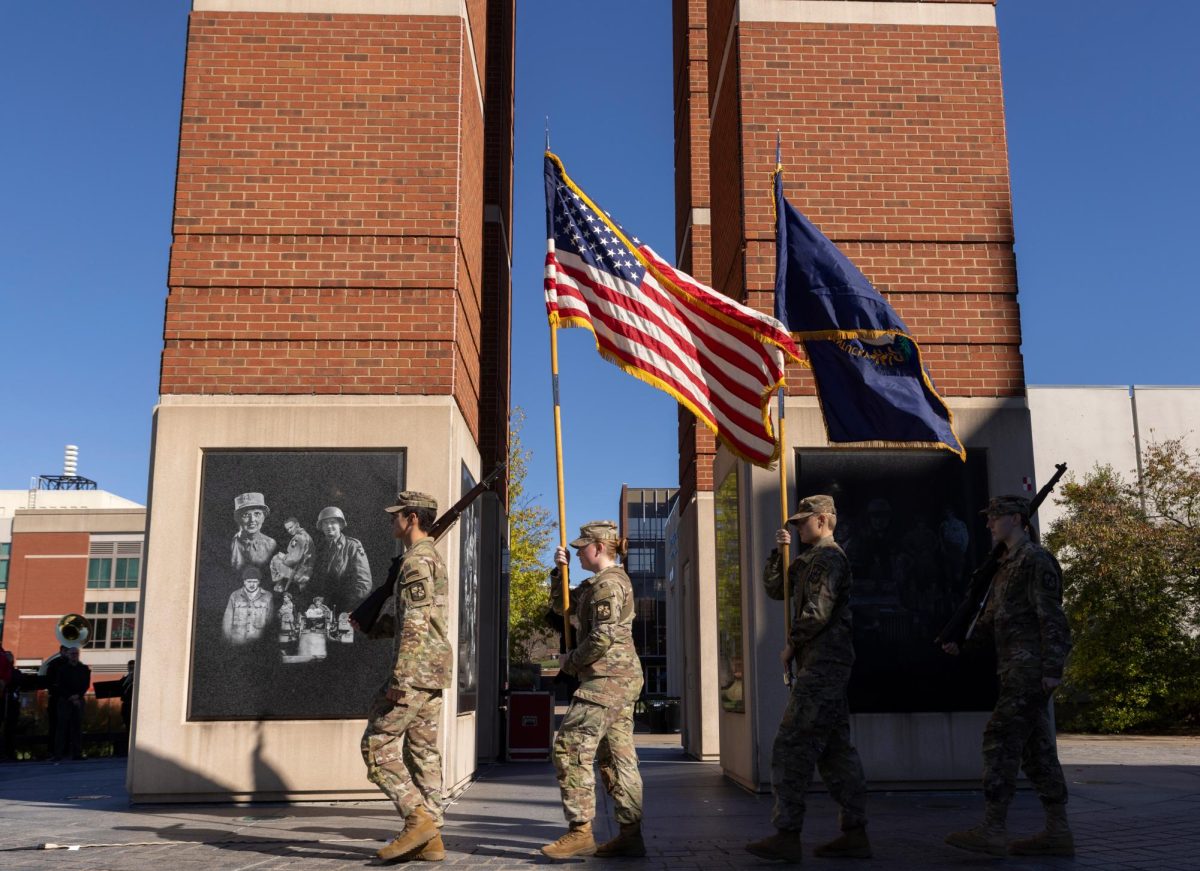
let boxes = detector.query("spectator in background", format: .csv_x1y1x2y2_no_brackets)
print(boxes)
120,660,135,731
0,648,19,761
52,647,90,761
40,644,69,755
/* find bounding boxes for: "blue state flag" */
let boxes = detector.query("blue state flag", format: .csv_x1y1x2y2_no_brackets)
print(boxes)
774,171,965,459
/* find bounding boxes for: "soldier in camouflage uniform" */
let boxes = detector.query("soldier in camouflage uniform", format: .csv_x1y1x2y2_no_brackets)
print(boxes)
943,495,1074,858
541,520,645,860
358,491,453,864
747,495,870,863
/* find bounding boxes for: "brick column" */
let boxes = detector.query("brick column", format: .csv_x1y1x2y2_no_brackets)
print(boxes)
133,0,513,802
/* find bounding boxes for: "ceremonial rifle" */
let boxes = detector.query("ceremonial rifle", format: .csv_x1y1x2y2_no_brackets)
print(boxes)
935,462,1068,647
350,462,506,633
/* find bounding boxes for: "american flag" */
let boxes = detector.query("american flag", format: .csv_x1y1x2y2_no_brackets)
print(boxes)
544,153,801,466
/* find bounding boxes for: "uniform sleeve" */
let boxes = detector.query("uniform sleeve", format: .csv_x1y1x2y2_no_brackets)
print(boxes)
389,556,435,689
547,567,581,616
763,549,785,600
564,578,624,674
1029,550,1072,679
790,550,849,648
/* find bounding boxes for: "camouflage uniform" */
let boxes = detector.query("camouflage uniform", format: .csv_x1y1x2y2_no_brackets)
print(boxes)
763,533,867,833
974,534,1072,815
361,531,453,825
551,558,644,826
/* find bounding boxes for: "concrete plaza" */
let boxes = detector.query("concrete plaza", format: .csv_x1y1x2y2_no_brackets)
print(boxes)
0,735,1196,871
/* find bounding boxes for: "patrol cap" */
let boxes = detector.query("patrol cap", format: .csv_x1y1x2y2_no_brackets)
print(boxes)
234,492,269,516
981,495,1031,518
569,520,620,548
787,494,836,524
385,490,439,515
241,567,262,581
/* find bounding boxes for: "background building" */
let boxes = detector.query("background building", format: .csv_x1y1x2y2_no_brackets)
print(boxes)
1029,386,1200,530
1,465,144,680
618,486,678,696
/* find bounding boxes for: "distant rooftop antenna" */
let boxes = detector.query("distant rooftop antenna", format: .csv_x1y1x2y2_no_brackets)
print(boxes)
38,444,97,491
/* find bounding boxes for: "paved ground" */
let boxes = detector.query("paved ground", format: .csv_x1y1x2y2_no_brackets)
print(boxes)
0,735,1197,870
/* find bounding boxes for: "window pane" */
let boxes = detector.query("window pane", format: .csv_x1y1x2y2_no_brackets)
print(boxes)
112,617,136,648
0,559,7,588
0,543,9,556
114,558,141,588
89,617,109,648
87,558,112,588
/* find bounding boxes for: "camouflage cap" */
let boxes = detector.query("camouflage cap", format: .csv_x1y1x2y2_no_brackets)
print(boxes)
569,520,620,548
981,495,1031,517
787,494,836,523
385,490,438,515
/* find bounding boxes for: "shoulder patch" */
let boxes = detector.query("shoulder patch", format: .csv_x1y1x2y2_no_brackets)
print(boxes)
593,598,615,623
1041,569,1059,593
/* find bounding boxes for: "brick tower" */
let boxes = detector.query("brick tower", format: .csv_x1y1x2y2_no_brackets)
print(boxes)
132,0,514,801
674,0,1032,783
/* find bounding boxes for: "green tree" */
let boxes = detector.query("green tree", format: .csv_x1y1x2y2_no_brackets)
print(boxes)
1046,439,1200,732
507,409,558,663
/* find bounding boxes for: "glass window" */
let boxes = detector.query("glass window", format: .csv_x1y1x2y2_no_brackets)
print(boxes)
0,543,8,589
84,601,136,649
114,557,140,589
87,558,113,589
0,602,6,641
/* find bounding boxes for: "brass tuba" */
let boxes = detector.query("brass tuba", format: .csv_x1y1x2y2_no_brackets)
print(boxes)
55,613,92,648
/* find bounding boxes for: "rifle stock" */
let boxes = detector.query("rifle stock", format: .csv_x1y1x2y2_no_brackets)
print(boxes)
350,462,506,633
935,463,1068,646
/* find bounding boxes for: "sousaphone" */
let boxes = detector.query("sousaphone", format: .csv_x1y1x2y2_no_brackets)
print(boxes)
55,613,92,648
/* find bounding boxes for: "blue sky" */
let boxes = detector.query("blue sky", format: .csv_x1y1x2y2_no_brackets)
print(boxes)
1,2,1197,547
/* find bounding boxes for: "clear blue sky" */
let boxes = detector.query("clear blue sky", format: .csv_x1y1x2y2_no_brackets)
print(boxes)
1,2,1197,546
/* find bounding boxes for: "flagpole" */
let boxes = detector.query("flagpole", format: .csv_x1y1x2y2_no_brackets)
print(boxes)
774,134,793,686
549,320,572,650
778,387,792,683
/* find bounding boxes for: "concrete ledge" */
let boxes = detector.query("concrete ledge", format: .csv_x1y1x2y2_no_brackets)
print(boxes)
739,0,996,27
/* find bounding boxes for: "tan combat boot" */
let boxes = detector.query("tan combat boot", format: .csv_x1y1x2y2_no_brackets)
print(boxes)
377,806,438,862
541,822,597,859
1009,803,1075,857
944,822,1006,857
596,822,646,858
814,826,872,858
412,833,446,861
745,830,805,863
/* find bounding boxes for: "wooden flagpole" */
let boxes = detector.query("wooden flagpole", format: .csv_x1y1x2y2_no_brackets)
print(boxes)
550,319,572,650
775,135,793,685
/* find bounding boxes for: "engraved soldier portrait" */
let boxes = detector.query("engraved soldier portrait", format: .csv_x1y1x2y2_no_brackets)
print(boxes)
230,492,277,575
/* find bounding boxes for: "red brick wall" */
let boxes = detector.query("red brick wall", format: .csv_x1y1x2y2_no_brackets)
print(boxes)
162,6,515,456
704,8,1023,401
674,0,718,503
5,533,88,660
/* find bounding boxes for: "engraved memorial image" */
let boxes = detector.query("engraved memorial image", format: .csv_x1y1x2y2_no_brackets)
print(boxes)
190,450,406,719
795,449,994,713
457,464,480,712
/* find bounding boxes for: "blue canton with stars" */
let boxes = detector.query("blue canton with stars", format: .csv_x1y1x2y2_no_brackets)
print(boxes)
546,156,647,287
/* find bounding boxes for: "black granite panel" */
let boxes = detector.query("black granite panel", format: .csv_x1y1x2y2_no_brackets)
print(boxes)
188,450,405,720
